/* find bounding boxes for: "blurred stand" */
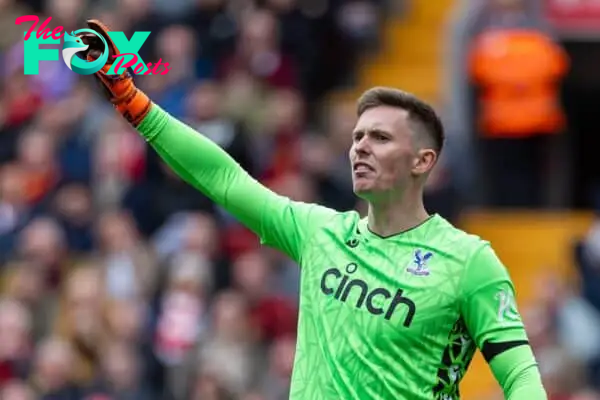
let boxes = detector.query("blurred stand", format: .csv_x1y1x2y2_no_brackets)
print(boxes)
0,0,599,399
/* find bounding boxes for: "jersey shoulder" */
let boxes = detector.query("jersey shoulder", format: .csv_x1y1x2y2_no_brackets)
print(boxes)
323,209,363,234
306,208,366,246
428,215,491,265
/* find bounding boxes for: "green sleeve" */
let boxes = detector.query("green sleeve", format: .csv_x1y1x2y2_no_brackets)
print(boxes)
137,105,337,261
489,346,547,399
460,245,547,399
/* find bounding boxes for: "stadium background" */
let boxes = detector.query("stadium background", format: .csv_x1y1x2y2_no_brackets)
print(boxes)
0,0,599,398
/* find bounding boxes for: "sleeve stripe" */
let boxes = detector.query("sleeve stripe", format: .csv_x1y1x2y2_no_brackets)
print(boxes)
482,340,529,363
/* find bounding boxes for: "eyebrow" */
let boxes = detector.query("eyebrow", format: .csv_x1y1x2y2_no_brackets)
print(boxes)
352,128,391,136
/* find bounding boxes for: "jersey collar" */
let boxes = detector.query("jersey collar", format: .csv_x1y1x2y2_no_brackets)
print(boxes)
357,213,440,241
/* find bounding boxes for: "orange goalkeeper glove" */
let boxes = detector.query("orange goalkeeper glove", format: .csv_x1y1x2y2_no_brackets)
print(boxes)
77,19,152,127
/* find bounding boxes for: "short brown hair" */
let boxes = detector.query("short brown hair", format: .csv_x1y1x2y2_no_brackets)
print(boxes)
357,87,445,154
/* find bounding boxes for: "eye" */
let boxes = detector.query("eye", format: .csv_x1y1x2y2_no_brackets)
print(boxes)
373,132,388,141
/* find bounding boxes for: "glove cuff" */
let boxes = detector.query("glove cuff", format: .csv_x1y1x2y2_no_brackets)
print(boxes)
94,65,152,127
114,87,152,127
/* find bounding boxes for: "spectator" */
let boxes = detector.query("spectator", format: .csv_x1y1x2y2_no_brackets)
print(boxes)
257,88,305,181
196,290,262,397
51,183,94,253
0,299,33,386
232,250,298,342
188,371,235,400
16,129,59,207
29,337,81,399
258,335,295,400
302,99,357,211
218,8,298,90
145,24,199,119
0,164,31,259
16,217,67,290
96,210,159,301
468,0,569,208
184,80,256,176
89,340,154,399
2,260,53,340
0,379,37,400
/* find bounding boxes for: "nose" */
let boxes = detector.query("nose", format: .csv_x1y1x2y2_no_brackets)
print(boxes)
353,136,370,156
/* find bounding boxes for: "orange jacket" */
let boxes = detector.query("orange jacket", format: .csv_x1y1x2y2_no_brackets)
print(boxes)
469,29,569,137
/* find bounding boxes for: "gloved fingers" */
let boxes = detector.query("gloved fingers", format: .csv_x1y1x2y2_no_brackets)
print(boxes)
76,32,104,60
86,19,120,59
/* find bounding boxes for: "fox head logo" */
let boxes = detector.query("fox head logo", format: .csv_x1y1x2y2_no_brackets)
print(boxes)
62,29,108,75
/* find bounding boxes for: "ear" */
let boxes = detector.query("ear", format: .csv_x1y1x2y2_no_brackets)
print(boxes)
411,148,437,177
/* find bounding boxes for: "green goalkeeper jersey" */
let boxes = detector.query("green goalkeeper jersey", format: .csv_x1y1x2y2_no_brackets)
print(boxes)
137,105,546,400
283,214,524,400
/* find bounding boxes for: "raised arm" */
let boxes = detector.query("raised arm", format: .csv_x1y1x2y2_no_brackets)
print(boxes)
139,105,336,260
78,19,337,261
460,245,547,399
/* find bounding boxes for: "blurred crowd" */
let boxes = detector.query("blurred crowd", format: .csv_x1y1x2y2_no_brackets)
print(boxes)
444,1,600,399
0,0,600,399
505,220,600,400
0,0,398,399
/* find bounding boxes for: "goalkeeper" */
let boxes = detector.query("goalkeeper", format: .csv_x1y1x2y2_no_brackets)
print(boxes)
78,20,547,399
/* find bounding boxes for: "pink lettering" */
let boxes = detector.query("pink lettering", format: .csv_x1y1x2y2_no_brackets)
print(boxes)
133,62,145,75
150,59,171,75
15,15,65,40
143,62,153,75
151,58,163,75
15,17,171,74
157,62,172,75
35,17,52,39
50,26,63,40
15,15,39,41
113,53,139,72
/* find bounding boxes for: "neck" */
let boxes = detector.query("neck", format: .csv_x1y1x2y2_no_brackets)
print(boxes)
366,188,430,237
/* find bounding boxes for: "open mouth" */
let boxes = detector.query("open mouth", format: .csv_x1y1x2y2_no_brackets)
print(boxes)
353,162,374,173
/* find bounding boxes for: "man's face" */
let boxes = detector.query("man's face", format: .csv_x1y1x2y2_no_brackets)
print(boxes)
349,106,431,199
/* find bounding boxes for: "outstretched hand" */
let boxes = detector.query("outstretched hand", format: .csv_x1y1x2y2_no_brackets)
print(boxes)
76,19,119,65
76,18,152,127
